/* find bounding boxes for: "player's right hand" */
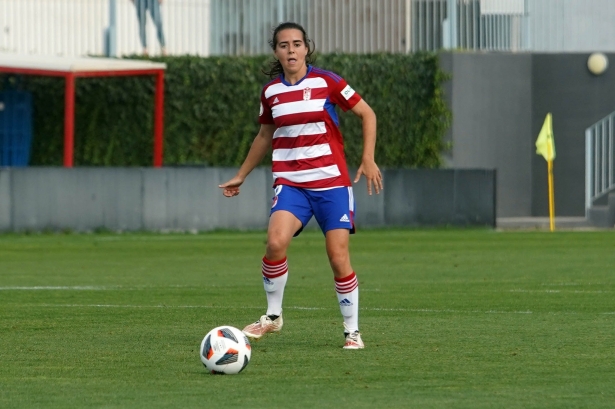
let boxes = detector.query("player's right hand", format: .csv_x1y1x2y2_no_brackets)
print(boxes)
218,176,245,197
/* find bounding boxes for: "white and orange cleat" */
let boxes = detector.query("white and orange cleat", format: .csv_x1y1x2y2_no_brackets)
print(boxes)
242,312,283,341
343,323,365,349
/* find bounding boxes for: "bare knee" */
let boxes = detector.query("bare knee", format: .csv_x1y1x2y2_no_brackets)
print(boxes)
266,232,290,261
326,247,352,278
265,211,301,261
325,229,353,278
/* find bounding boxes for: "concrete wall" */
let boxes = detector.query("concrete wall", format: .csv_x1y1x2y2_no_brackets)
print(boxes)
0,167,495,232
530,54,615,216
440,52,533,217
441,52,615,217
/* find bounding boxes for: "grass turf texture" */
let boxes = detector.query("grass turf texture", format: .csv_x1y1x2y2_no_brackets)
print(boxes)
0,229,614,408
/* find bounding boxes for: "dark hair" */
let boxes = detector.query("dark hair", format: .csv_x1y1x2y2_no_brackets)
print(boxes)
263,22,316,79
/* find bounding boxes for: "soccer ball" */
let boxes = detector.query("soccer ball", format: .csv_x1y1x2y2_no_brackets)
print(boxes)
200,326,251,374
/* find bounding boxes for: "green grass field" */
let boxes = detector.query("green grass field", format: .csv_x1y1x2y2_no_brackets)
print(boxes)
1,229,614,408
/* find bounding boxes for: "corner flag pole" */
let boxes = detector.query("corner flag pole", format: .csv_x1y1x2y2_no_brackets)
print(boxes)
536,113,556,232
547,159,555,232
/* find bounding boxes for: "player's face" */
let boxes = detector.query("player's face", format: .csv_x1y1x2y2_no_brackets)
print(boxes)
274,29,308,78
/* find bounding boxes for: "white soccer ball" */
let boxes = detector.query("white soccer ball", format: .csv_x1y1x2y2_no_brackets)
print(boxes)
200,326,251,374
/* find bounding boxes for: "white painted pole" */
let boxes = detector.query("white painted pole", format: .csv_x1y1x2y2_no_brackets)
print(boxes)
447,0,458,49
585,129,593,218
106,0,117,57
277,0,284,23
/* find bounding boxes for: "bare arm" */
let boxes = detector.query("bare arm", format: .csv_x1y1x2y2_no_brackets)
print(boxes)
218,124,276,197
350,99,383,195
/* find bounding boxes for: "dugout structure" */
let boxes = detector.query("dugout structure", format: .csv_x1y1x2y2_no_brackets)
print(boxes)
0,53,166,167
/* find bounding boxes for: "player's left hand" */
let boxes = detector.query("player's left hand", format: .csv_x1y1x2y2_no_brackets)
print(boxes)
354,159,383,195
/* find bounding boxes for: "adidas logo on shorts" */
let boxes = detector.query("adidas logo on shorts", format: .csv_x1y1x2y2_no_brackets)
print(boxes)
339,214,350,222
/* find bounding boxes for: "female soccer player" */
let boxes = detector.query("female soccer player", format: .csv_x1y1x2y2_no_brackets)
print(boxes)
218,22,382,349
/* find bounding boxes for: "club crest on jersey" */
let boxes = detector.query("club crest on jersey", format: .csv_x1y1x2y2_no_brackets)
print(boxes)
303,87,311,101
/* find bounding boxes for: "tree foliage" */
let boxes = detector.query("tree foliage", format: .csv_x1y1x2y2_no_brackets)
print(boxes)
2,53,450,167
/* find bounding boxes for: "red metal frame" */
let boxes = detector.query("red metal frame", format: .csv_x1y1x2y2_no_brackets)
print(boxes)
64,73,75,167
154,71,165,168
0,66,166,168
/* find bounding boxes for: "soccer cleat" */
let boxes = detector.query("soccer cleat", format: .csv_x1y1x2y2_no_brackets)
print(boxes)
343,323,364,349
242,312,283,340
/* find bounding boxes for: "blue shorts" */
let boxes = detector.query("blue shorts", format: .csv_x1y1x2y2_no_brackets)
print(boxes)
270,185,356,236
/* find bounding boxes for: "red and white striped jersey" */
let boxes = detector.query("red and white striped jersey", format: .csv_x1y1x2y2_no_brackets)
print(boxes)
259,65,362,189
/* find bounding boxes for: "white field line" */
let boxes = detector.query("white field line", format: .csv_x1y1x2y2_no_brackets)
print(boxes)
540,282,603,286
24,304,534,314
0,285,210,290
26,304,615,315
509,289,609,293
3,288,612,314
0,286,608,294
32,304,322,310
0,286,112,290
368,308,533,314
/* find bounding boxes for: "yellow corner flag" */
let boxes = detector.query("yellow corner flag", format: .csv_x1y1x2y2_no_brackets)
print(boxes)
535,113,556,231
536,113,556,161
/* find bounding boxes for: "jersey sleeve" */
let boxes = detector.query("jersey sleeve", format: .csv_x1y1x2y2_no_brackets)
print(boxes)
328,76,362,112
258,88,274,125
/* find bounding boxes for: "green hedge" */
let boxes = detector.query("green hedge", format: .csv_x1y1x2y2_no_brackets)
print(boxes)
2,53,450,167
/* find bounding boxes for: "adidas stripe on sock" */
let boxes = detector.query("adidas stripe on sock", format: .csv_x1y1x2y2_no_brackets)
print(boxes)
262,256,288,317
335,272,359,333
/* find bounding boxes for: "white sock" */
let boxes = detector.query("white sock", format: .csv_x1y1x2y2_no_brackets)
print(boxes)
335,272,359,333
262,256,288,317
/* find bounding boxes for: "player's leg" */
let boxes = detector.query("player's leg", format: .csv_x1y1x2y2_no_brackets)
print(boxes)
242,186,310,340
325,229,363,349
262,209,302,317
148,0,166,54
134,0,148,54
312,187,364,349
